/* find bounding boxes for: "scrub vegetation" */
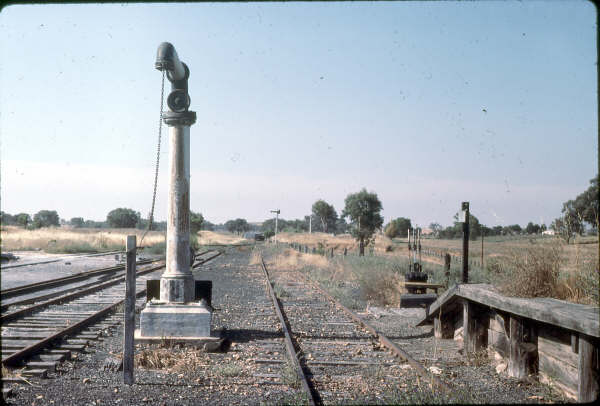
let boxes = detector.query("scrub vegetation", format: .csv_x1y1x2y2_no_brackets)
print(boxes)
0,225,165,253
261,232,598,306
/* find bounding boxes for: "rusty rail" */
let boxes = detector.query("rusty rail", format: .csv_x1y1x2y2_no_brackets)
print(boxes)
259,257,316,406
295,272,453,394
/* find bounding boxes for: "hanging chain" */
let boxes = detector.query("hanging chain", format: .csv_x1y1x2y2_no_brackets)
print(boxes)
139,69,166,248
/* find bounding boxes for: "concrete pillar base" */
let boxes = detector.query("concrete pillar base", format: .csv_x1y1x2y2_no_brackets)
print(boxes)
139,301,212,338
160,274,195,303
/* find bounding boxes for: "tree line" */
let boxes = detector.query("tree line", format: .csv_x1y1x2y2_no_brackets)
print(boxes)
0,208,214,234
4,174,596,250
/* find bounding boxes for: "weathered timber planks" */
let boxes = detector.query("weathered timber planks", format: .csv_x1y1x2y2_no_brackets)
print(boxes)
538,330,578,369
419,284,599,338
578,334,599,402
487,329,509,357
539,352,578,399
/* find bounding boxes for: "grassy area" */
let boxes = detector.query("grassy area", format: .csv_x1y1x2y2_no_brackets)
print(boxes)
0,225,165,254
196,230,251,246
261,231,598,306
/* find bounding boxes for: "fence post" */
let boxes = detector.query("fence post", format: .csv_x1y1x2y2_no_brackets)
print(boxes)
461,202,470,283
123,235,136,385
481,232,484,270
444,253,451,289
344,247,347,256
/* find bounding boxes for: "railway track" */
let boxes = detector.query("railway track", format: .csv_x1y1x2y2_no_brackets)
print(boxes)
258,254,449,405
1,250,221,380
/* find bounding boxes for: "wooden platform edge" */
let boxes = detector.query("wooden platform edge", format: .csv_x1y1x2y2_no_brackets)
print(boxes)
416,284,599,338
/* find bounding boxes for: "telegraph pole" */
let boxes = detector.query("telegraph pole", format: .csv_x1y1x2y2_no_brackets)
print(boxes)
270,209,280,243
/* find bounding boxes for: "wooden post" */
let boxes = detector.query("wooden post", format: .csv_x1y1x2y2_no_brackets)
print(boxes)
463,300,476,354
481,232,484,270
461,202,469,283
508,315,527,379
578,333,599,402
343,247,347,256
463,300,487,354
434,308,453,339
123,235,136,385
444,253,451,289
330,247,334,258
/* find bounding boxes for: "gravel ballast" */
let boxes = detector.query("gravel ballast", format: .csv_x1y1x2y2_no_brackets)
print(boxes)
3,245,571,404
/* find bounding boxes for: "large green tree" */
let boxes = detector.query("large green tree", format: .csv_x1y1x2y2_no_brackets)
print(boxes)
342,188,383,256
0,211,15,225
311,200,338,233
70,217,85,228
32,210,60,228
385,217,412,239
225,218,250,235
438,213,483,240
190,212,204,234
15,213,31,227
525,222,541,234
573,174,599,229
106,208,140,228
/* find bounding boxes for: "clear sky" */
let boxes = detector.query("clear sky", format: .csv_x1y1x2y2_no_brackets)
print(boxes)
0,1,597,228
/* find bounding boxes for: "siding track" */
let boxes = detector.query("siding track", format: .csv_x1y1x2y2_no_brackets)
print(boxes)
1,250,221,377
259,254,448,405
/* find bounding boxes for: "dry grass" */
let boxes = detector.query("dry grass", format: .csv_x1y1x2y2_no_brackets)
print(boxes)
269,233,599,306
497,242,563,299
0,225,164,253
489,239,599,305
135,346,207,373
274,231,394,254
196,230,250,246
264,247,404,307
275,232,357,250
264,248,329,271
418,235,597,275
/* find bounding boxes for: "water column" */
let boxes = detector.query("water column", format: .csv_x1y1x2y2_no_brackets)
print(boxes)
138,42,212,340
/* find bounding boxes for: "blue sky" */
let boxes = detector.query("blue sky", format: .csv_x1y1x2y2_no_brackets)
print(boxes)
0,1,597,227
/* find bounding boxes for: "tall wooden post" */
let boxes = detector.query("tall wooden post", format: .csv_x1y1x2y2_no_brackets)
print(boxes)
461,202,470,283
481,231,484,270
123,235,136,385
444,253,451,289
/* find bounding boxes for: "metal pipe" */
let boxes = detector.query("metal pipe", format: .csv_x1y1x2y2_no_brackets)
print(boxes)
155,42,186,81
418,228,422,265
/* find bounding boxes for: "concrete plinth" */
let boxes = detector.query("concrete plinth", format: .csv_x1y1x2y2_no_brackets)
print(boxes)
139,301,211,338
160,274,195,303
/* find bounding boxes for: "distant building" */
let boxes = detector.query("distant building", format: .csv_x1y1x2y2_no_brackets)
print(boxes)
421,228,434,236
542,230,555,236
